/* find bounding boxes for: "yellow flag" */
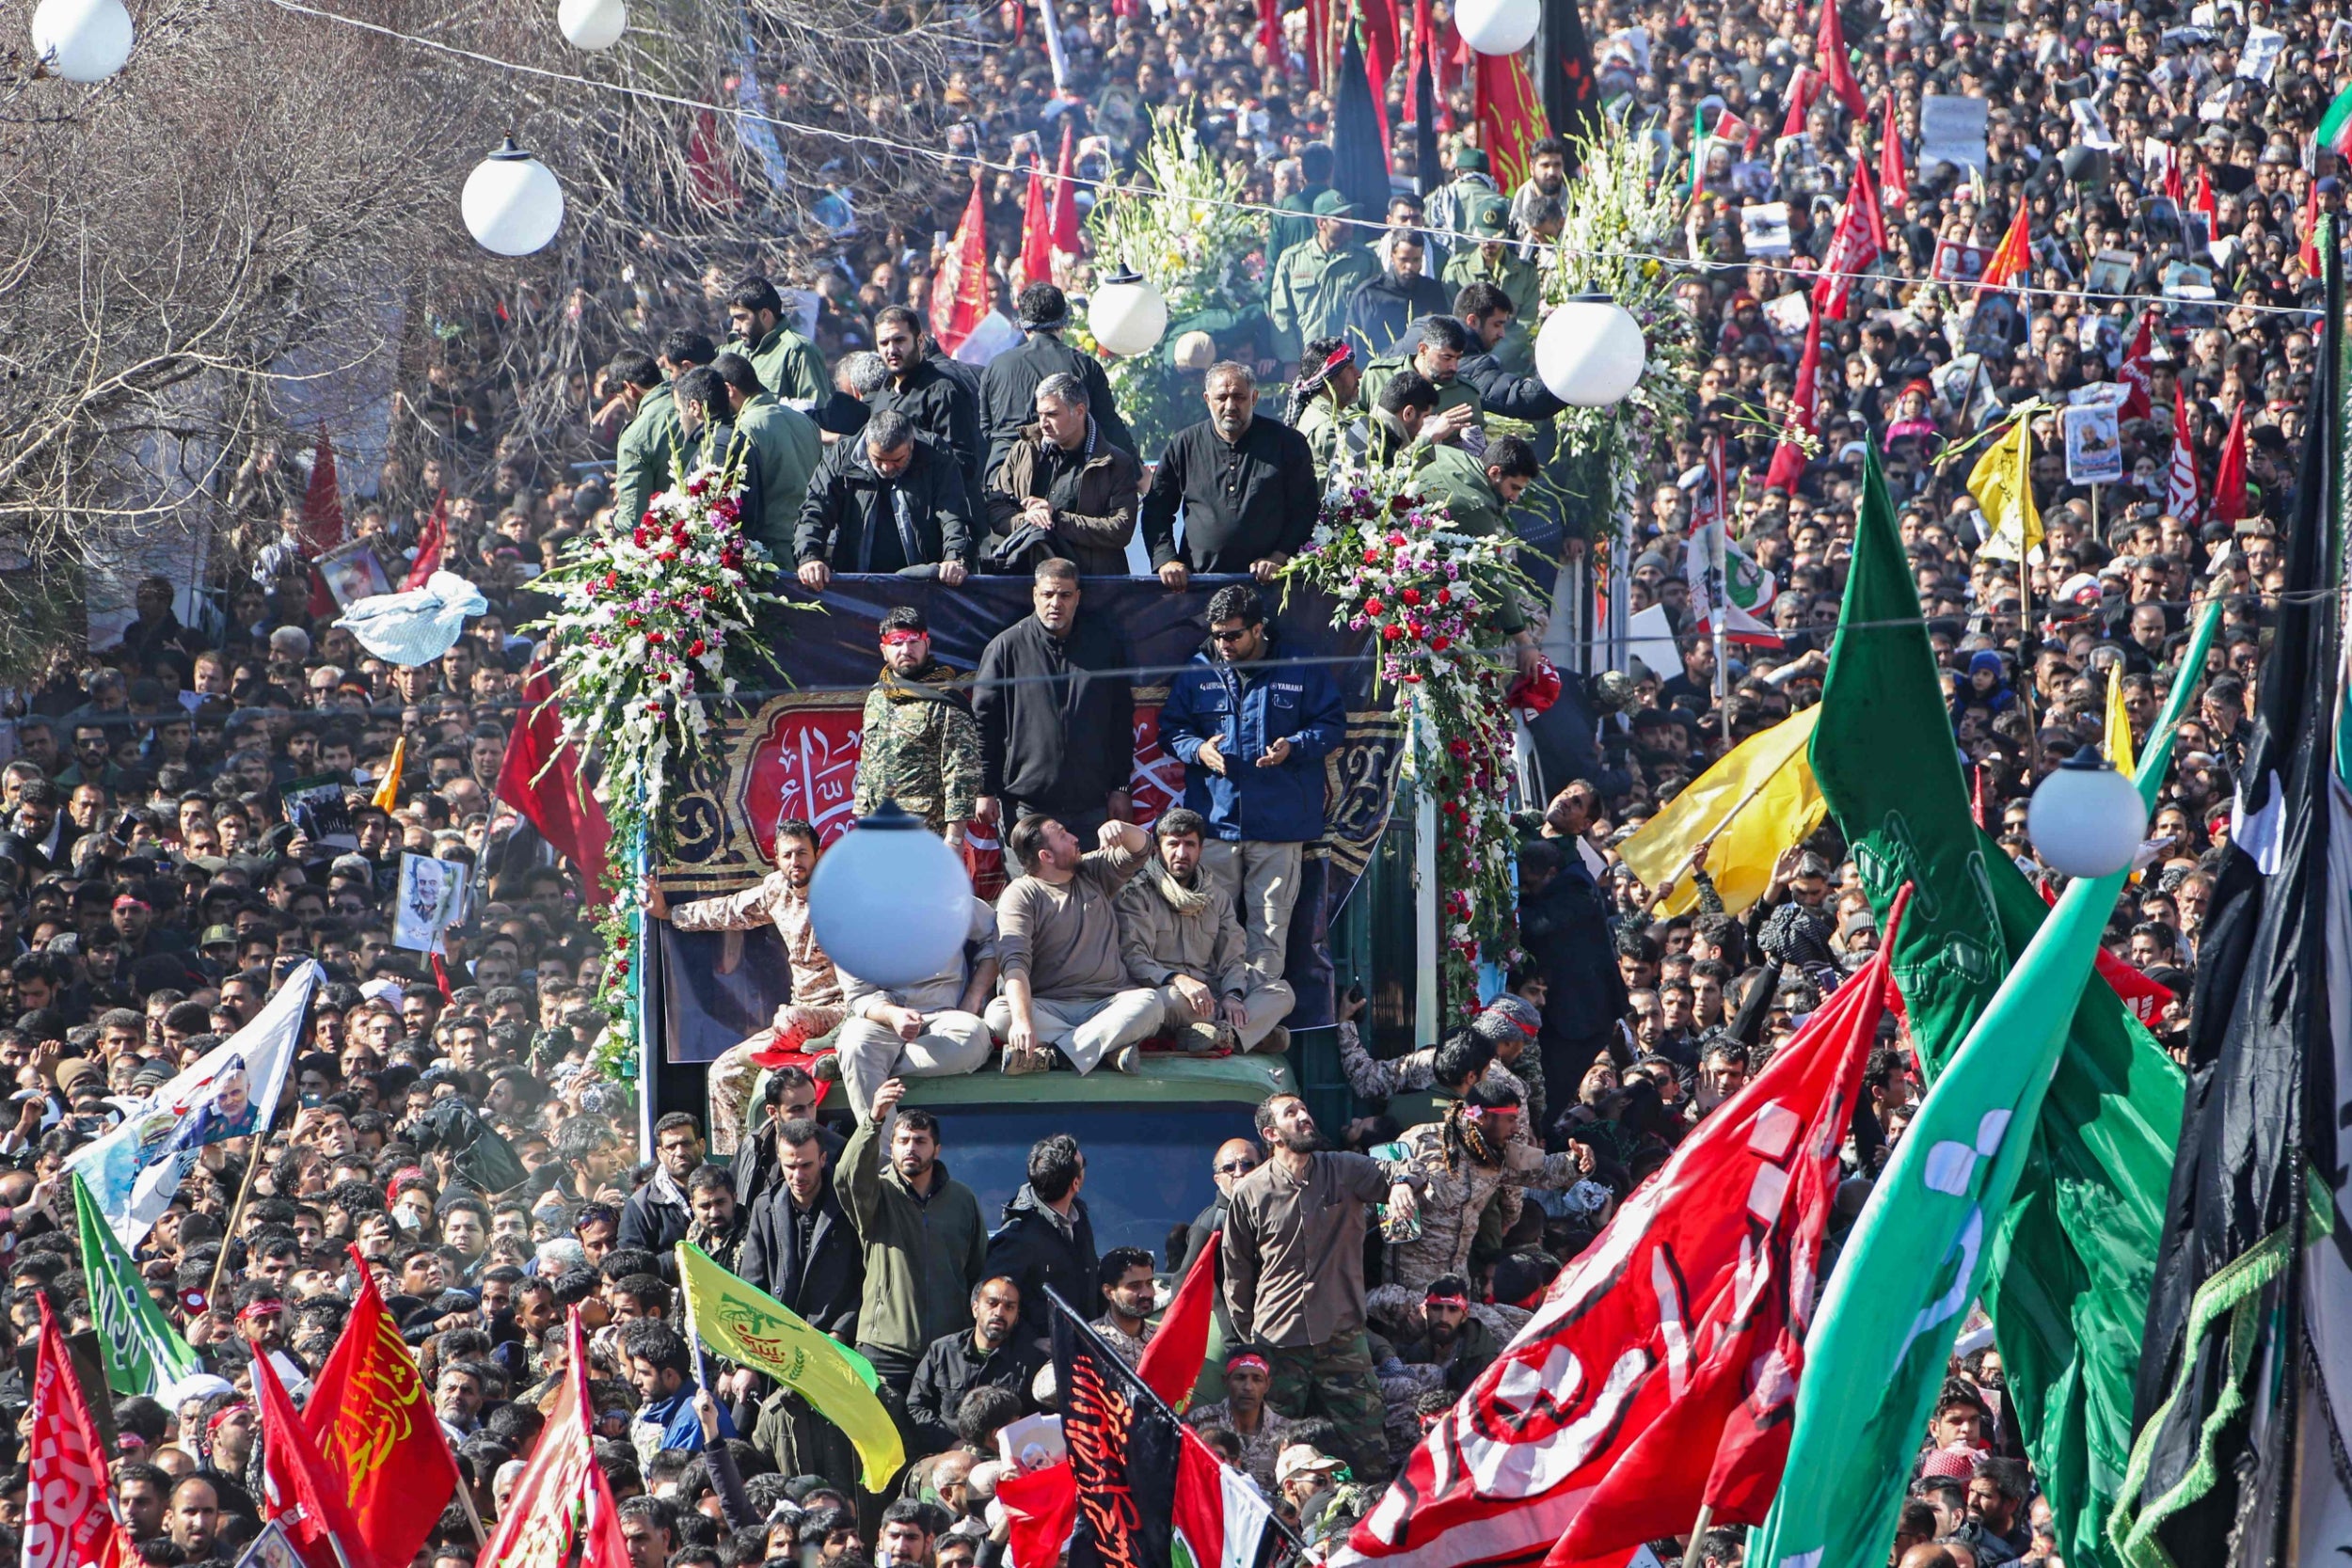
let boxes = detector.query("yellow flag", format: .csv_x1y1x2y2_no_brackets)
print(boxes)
676,1242,905,1488
2105,663,2136,780
1618,707,1827,916
371,736,405,812
1969,415,2042,562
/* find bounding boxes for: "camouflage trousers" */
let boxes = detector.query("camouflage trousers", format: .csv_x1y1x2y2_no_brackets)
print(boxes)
1266,1330,1391,1482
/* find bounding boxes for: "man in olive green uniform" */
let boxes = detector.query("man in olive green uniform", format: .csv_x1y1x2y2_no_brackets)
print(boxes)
723,277,831,409
1268,192,1379,371
1410,433,1546,681
1440,197,1540,327
1268,142,1337,273
711,353,822,562
1288,336,1363,486
611,331,715,530
1360,315,1485,433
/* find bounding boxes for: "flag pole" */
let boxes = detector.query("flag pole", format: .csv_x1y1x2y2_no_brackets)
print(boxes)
204,1138,270,1309
1042,1287,1312,1560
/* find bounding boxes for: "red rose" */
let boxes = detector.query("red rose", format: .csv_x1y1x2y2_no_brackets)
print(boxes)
647,630,666,644
1387,532,1406,547
700,584,717,598
688,639,707,657
1437,588,1452,605
1430,634,1452,652
1364,595,1385,616
1401,588,1422,607
1383,625,1405,641
1407,620,1426,639
1363,547,1383,565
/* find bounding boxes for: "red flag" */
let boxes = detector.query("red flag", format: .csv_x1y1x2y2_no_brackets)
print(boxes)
1472,50,1546,192
24,1298,122,1568
1978,202,2032,296
1812,155,1883,322
2301,176,2324,275
2116,312,2154,422
2167,384,2203,524
302,430,345,620
1359,0,1400,166
256,1349,377,1568
1048,122,1083,254
934,171,992,357
1815,0,1866,118
305,1249,461,1568
1778,63,1819,141
2192,166,2218,230
497,669,614,903
1337,893,1913,1568
1136,1229,1217,1411
481,1311,632,1568
1879,93,1907,207
1018,158,1054,289
1257,0,1283,71
1765,309,1824,494
2209,402,2248,529
687,109,739,211
403,490,450,591
998,1461,1079,1568
2162,150,2185,214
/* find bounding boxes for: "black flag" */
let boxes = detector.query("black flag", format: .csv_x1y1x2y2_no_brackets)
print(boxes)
1537,0,1600,173
1333,32,1391,221
2119,220,2343,1568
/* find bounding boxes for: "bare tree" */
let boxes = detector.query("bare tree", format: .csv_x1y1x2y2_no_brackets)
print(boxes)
0,0,960,677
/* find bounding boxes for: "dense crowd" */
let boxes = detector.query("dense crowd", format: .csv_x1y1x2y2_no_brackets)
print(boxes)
0,0,2332,1562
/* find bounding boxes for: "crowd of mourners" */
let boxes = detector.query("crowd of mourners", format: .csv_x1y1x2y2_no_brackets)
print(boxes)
0,0,2331,1561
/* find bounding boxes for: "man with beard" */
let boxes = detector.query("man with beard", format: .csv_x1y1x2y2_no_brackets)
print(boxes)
982,372,1141,577
1393,1274,1501,1393
683,1164,747,1275
1184,1343,1296,1493
1223,1092,1423,1482
906,1275,1040,1454
649,818,846,1152
1115,807,1295,1054
1090,1246,1159,1369
852,607,982,846
1343,230,1452,361
838,1078,987,1411
744,1117,865,1492
1507,137,1571,236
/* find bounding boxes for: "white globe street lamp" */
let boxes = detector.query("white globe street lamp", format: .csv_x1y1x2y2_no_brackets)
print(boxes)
1454,0,1538,55
557,0,627,51
462,139,565,257
30,0,134,83
1089,270,1169,358
2026,746,2146,879
806,800,971,990
1536,293,1649,408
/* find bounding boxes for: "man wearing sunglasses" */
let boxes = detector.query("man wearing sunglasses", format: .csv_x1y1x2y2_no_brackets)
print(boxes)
1157,583,1347,994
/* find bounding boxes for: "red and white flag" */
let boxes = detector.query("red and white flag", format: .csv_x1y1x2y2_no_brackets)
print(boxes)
1811,154,1884,323
1332,892,1912,1568
24,1299,123,1568
1777,64,1820,142
1765,309,1824,494
2116,311,2154,422
1816,0,1867,118
1707,108,1757,154
480,1312,632,1568
2167,384,2202,524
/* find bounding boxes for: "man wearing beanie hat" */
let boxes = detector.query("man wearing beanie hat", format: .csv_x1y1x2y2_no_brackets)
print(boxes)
979,282,1134,472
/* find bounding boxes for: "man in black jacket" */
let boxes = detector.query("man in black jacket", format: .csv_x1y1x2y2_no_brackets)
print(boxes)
741,1117,866,1488
1344,233,1453,361
1140,363,1320,590
974,559,1136,849
729,1065,844,1216
1453,282,1567,424
872,305,986,512
618,1113,706,1274
980,284,1135,474
982,1133,1098,1349
794,411,976,586
1516,838,1631,1148
906,1276,1041,1454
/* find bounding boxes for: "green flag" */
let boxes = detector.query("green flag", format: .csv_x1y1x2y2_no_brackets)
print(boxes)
675,1242,903,1489
1803,449,2212,1568
73,1172,198,1396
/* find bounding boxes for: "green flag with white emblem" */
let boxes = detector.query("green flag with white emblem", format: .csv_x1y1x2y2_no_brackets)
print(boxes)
73,1172,199,1396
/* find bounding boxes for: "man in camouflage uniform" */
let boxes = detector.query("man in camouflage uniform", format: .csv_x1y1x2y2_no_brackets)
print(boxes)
852,605,982,847
1184,1344,1297,1494
1267,192,1379,371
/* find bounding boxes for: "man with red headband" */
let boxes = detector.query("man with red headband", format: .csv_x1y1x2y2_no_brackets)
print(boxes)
1183,1341,1296,1494
852,605,982,846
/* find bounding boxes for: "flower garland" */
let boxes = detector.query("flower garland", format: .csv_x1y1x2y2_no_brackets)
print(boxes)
1285,467,1528,1024
1079,104,1269,453
529,452,787,1077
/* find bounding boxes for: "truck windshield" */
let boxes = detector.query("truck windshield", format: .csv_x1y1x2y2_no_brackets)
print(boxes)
932,1101,1261,1262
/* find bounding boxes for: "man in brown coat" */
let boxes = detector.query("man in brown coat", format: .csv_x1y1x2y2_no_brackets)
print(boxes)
981,372,1140,576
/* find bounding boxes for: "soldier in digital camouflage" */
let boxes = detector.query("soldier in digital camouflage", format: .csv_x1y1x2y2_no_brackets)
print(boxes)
853,604,983,844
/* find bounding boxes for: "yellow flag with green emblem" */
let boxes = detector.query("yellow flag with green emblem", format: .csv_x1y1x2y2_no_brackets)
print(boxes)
675,1242,904,1487
1969,413,2042,562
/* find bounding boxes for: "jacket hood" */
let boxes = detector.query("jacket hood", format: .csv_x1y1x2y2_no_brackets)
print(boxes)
1002,1182,1090,1226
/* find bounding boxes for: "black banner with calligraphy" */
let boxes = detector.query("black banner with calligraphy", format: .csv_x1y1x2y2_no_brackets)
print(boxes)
1053,1296,1186,1568
654,575,1398,1062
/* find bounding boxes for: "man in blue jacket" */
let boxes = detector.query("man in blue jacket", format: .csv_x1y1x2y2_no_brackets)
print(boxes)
1155,584,1346,986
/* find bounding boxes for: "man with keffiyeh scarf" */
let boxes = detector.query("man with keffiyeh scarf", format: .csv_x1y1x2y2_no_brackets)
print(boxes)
852,605,982,844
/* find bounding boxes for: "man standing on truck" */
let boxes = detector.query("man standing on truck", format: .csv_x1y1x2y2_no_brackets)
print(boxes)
1222,1091,1423,1483
1155,584,1345,989
836,1078,987,1420
974,560,1136,869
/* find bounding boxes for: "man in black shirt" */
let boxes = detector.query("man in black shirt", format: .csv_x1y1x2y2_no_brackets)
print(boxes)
905,1275,1041,1453
975,559,1136,846
1140,362,1320,590
871,305,986,512
794,411,975,585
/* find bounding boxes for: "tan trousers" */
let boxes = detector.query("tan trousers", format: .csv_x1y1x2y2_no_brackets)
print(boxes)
1149,979,1296,1051
1200,840,1305,985
835,1011,994,1121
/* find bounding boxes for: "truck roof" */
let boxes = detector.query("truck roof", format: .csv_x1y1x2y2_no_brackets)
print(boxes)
896,1051,1296,1108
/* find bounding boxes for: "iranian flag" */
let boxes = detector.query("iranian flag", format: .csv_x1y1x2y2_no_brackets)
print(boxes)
2320,80,2352,161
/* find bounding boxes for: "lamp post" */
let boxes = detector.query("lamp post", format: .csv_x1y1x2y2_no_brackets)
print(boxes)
2026,745,2146,879
805,800,971,989
1089,269,1169,358
557,0,628,49
462,139,565,258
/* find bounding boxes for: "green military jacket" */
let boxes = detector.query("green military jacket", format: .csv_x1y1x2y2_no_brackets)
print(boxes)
1411,442,1526,633
726,324,831,408
1267,239,1380,365
1294,386,1363,485
1361,352,1485,430
1441,244,1543,327
851,663,984,832
732,393,823,556
612,383,682,529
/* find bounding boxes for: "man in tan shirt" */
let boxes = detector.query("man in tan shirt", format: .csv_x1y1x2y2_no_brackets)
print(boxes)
985,816,1162,1075
647,817,846,1153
